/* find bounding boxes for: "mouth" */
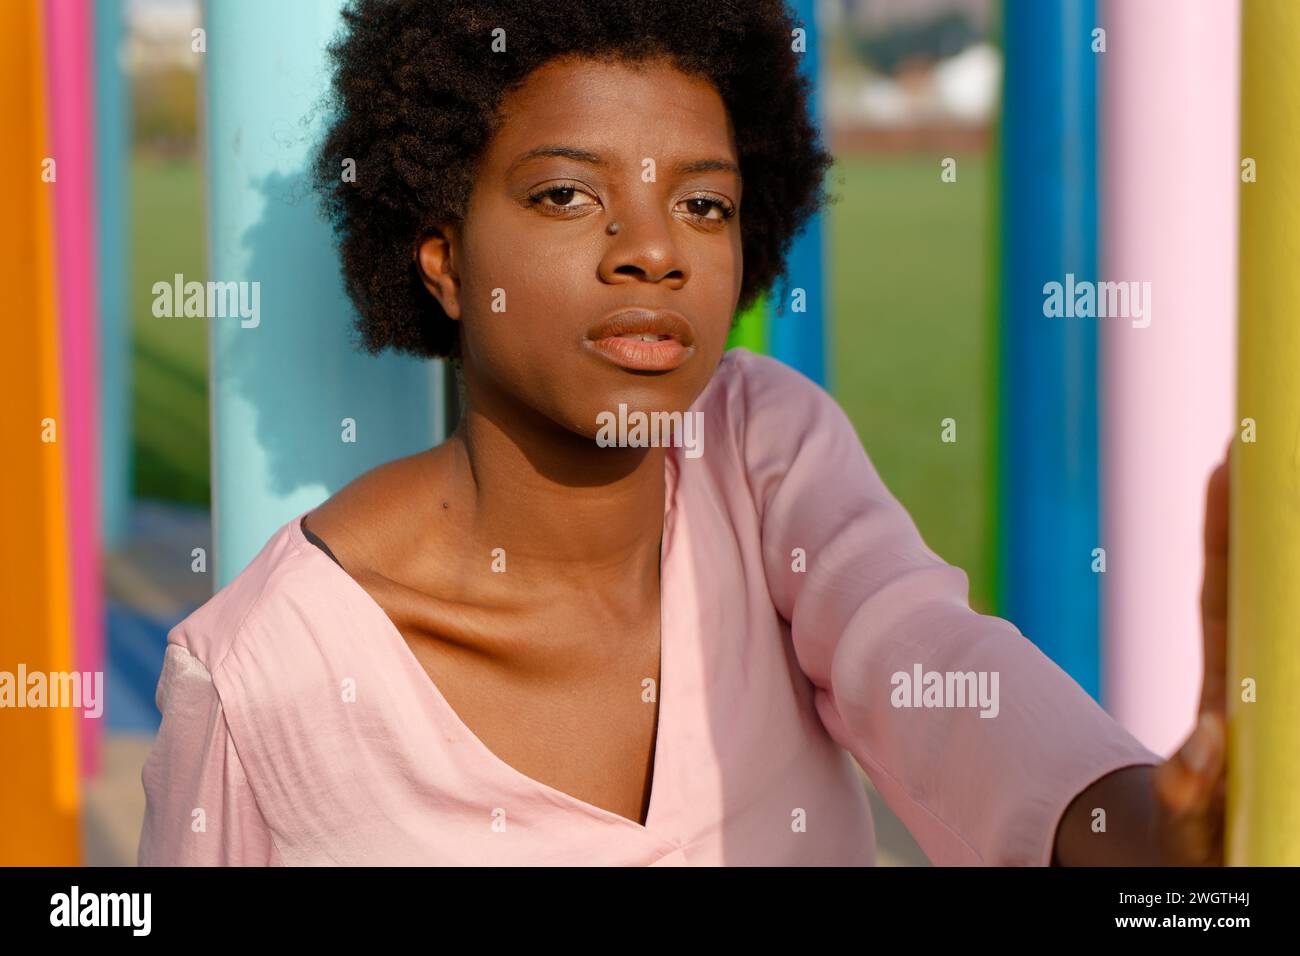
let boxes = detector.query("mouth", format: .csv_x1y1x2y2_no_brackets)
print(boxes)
583,308,696,372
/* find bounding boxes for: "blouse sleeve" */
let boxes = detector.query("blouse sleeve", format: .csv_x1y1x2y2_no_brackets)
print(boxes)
734,352,1161,866
138,642,281,866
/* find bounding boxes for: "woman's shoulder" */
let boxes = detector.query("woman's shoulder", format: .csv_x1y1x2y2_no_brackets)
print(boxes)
167,486,397,685
296,446,433,574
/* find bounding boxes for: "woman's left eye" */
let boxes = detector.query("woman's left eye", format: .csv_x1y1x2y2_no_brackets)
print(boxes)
679,197,735,222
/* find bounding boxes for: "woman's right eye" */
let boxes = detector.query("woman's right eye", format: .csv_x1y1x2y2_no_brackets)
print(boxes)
527,183,600,213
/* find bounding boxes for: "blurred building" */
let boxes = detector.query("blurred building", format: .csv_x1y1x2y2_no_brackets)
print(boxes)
124,0,198,73
825,0,999,152
125,0,200,156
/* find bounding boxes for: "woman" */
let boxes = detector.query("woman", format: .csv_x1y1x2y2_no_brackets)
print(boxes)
138,0,1227,866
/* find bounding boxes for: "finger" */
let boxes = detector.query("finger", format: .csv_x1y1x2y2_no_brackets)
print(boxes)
1199,443,1231,717
1155,712,1226,817
1154,713,1227,865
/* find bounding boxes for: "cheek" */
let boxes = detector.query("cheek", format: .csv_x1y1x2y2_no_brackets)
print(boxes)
457,234,592,373
691,231,744,356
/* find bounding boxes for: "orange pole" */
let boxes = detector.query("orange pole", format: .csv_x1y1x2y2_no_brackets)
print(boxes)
0,0,83,865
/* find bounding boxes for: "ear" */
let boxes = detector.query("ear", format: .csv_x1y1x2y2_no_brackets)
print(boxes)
415,223,462,320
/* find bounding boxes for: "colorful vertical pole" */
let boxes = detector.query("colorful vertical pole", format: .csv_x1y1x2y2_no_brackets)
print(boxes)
726,294,770,355
46,0,105,777
982,50,1004,619
1228,0,1300,866
203,0,444,587
0,0,82,864
998,0,1100,696
768,0,827,386
96,0,132,549
1099,0,1239,756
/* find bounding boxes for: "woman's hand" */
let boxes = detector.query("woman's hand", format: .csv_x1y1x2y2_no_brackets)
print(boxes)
1149,442,1231,865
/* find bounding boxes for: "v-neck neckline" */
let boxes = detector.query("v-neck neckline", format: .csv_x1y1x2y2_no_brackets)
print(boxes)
285,452,680,839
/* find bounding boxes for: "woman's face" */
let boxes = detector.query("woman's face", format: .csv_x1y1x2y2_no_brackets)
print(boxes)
420,55,743,442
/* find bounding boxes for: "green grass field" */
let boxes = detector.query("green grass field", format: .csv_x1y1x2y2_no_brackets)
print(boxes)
130,153,209,505
128,151,994,609
828,155,994,611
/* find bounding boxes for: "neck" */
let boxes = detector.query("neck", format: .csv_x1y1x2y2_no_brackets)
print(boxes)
446,389,667,593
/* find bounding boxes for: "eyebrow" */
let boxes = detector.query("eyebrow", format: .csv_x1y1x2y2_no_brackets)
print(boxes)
507,145,741,179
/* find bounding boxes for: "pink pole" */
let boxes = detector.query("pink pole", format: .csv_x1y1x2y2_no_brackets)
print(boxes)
45,0,103,778
1100,0,1239,756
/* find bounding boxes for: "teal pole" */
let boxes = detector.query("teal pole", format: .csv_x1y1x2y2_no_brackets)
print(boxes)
95,0,130,547
203,0,445,586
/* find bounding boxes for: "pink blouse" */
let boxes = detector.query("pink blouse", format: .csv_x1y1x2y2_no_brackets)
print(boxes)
137,348,1161,866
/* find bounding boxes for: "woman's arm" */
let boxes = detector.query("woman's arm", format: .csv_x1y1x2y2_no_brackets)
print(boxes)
728,350,1163,866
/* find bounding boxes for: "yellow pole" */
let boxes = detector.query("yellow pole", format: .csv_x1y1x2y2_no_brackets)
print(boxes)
0,0,82,864
1228,0,1300,866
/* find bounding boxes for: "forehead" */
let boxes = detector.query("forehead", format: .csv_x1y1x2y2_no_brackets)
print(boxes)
487,55,737,167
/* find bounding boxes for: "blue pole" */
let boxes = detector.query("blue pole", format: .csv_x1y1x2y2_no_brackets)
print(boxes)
770,0,828,386
203,0,445,586
998,0,1101,697
95,0,131,547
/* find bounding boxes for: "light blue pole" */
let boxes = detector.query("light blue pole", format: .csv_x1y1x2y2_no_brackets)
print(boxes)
203,0,444,586
770,0,828,386
95,0,131,547
998,0,1100,698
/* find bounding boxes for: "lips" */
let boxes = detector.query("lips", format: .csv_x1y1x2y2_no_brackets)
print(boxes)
583,309,696,372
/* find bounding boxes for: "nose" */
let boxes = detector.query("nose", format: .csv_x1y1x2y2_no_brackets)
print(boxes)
597,207,688,287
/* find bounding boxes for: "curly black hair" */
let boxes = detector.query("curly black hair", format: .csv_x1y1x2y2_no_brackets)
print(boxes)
311,0,836,360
